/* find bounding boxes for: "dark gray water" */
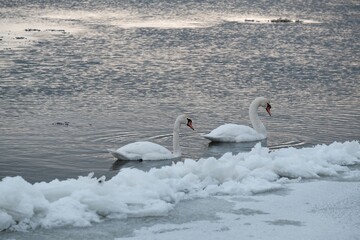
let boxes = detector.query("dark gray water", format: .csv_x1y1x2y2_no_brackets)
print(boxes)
0,0,359,183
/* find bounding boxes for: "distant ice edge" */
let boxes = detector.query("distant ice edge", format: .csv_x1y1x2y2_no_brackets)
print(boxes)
0,141,359,231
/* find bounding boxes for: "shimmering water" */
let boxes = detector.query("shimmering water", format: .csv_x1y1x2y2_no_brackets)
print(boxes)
0,0,359,183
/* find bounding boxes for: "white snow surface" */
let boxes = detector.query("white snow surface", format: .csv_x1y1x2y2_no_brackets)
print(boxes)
0,141,359,232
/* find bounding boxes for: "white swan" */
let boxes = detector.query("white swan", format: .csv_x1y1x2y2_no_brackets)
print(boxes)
109,114,194,161
203,97,271,142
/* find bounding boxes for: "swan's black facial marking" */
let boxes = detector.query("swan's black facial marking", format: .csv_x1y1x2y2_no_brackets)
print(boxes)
266,103,272,116
187,118,194,130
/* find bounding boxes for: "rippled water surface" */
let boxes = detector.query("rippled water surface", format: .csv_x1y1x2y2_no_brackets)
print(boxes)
0,0,359,183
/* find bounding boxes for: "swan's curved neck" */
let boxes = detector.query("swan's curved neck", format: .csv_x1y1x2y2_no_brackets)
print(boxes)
172,118,182,157
249,99,266,135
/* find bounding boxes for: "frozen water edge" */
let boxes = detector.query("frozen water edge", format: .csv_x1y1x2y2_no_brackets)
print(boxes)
0,141,359,238
2,181,359,240
119,180,360,240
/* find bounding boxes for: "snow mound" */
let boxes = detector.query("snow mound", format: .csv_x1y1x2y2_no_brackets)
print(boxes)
0,141,359,231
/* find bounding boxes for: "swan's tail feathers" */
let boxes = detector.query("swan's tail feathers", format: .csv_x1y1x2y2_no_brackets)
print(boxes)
108,149,128,160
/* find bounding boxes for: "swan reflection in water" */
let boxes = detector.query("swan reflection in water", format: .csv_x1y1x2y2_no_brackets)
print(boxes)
202,139,267,159
111,158,183,171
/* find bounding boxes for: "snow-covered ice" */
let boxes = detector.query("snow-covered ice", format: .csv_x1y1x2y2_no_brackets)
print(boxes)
0,141,359,233
119,181,360,240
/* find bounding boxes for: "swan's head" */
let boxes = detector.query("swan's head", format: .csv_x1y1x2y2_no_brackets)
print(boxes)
258,97,272,116
178,114,195,130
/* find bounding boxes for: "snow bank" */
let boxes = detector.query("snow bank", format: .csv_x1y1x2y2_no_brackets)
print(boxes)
0,141,359,231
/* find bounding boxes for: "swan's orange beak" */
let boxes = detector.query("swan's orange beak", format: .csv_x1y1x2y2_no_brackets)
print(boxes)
266,103,272,116
187,118,195,130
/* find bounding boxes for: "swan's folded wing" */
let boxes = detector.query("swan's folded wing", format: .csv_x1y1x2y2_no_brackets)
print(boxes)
203,134,234,142
203,124,265,142
108,149,130,160
108,142,174,161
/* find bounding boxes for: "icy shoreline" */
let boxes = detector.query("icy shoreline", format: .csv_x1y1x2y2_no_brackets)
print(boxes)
0,141,359,233
119,180,360,240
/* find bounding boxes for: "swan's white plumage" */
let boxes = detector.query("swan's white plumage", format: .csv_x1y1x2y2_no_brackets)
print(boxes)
110,141,174,161
203,97,271,142
203,124,266,142
110,114,193,161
